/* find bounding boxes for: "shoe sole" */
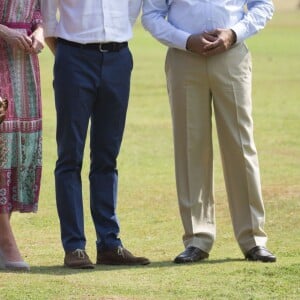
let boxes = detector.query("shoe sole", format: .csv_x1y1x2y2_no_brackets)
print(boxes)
174,256,208,264
174,252,209,264
245,257,276,263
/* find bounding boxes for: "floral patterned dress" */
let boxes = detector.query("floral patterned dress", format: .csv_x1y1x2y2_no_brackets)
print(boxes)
0,0,42,213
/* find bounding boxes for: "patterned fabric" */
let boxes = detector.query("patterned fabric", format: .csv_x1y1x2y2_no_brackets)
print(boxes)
0,0,42,213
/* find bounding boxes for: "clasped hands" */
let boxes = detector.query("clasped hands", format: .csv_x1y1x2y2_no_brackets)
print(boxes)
4,26,44,54
186,28,237,56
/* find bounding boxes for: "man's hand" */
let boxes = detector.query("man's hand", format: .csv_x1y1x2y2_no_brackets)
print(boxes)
186,28,237,57
186,33,218,55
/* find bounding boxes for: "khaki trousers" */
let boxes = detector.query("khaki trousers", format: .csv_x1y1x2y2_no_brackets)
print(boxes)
165,43,267,254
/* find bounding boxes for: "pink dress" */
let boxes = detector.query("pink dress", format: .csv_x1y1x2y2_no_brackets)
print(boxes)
0,0,42,213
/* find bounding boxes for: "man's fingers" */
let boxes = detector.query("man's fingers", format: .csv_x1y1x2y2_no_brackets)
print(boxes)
203,45,225,56
203,38,222,51
203,32,218,42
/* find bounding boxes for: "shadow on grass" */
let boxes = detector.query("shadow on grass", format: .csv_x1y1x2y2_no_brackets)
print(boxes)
0,258,245,275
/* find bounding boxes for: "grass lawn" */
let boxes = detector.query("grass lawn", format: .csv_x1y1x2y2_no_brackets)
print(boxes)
0,9,299,300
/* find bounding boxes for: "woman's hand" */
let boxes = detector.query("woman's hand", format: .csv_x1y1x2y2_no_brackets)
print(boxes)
0,25,32,52
29,26,44,54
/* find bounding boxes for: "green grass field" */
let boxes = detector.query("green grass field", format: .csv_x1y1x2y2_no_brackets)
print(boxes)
0,10,299,300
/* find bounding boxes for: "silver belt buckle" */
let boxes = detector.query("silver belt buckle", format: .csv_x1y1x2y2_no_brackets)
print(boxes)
99,44,109,53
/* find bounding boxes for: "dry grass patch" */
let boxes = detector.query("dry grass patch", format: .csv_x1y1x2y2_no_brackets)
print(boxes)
263,184,300,200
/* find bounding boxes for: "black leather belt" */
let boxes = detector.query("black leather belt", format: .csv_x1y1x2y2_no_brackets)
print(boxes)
57,38,128,52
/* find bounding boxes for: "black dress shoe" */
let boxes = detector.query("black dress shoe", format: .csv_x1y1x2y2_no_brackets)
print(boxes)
245,246,276,262
174,246,209,264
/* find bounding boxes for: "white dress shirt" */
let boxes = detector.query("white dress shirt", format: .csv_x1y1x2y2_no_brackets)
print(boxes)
142,0,274,50
41,0,142,43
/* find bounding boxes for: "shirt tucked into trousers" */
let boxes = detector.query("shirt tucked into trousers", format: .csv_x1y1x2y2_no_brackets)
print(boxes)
142,0,274,254
42,0,141,251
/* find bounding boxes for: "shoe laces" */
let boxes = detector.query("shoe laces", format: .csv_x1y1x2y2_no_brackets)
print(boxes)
72,249,86,259
117,246,125,258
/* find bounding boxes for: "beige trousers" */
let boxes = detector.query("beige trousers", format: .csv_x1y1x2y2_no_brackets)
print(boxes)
165,43,267,254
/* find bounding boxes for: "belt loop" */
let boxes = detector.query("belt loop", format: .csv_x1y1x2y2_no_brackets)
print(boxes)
99,44,109,53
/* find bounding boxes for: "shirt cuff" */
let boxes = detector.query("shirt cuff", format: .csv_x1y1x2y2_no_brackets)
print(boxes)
230,22,248,44
172,30,191,51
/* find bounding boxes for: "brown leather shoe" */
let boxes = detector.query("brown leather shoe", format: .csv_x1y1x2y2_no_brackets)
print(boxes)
64,249,94,269
96,246,150,265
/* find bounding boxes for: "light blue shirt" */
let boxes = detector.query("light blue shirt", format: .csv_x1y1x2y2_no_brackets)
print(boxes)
142,0,274,50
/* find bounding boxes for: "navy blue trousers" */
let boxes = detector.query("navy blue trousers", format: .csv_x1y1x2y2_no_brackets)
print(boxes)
53,41,132,251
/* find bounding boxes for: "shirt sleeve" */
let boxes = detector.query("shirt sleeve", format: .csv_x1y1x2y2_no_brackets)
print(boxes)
41,0,58,37
129,0,142,26
231,0,274,43
141,0,190,50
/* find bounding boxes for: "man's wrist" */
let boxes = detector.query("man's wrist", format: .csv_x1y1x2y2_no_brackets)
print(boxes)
230,29,237,45
186,35,193,52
